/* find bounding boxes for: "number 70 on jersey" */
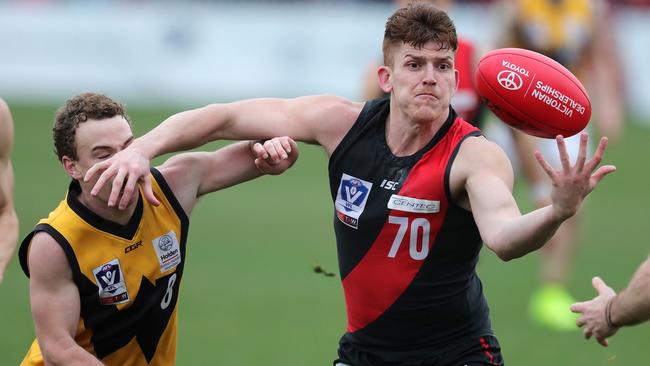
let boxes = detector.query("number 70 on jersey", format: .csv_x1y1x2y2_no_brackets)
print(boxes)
387,216,431,260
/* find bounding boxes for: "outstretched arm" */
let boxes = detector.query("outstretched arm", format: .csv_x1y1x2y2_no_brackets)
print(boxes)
457,133,614,261
85,96,360,209
0,99,18,285
158,137,299,217
28,232,104,365
571,253,650,347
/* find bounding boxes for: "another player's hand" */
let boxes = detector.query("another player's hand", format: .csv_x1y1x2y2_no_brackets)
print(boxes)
84,140,159,210
571,277,619,347
535,133,616,221
250,137,299,175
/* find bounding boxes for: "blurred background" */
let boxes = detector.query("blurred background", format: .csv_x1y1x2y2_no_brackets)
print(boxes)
1,0,650,365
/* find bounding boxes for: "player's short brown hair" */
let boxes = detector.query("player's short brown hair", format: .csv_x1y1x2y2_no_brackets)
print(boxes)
382,2,458,66
53,93,131,161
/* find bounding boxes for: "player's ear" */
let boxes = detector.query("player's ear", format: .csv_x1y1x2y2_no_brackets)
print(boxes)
378,66,393,94
454,68,460,93
62,156,82,180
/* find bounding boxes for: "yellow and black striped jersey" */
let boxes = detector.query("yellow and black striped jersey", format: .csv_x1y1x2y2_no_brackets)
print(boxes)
19,168,189,366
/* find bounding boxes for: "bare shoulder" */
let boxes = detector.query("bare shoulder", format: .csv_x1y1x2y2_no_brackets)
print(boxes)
294,95,363,154
28,231,73,281
458,135,512,169
156,151,204,194
449,135,514,204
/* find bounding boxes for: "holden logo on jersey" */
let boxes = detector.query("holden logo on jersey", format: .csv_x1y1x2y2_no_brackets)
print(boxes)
387,194,440,214
335,173,373,229
152,231,181,273
92,258,130,305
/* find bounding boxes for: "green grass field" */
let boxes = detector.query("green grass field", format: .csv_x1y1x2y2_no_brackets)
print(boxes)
1,102,649,365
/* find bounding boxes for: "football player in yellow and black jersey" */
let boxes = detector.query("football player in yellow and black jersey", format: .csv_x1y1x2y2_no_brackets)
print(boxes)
18,93,298,366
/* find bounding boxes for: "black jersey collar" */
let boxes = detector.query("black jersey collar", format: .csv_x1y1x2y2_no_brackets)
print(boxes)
67,180,143,240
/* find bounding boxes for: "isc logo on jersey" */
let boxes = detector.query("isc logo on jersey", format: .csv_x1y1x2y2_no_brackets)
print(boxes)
335,173,373,229
92,258,130,305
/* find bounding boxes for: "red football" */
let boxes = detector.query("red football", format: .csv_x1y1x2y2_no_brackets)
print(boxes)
475,48,591,138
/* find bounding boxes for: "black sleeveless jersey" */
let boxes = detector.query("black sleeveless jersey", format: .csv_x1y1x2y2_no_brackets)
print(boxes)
329,98,493,362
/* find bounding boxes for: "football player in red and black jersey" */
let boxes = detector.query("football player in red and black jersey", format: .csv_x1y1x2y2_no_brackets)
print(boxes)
86,3,615,365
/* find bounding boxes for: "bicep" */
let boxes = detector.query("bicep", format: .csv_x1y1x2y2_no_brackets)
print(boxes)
28,233,81,352
466,169,519,232
224,96,360,154
458,139,520,243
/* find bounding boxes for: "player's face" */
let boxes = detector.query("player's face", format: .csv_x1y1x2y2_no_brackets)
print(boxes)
72,116,137,206
387,41,458,124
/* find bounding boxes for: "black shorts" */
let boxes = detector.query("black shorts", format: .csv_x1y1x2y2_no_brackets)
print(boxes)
333,335,504,366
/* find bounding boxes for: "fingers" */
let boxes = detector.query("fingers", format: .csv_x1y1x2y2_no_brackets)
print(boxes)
534,150,556,180
584,136,609,173
108,168,128,207
252,142,268,160
253,137,295,163
265,139,288,161
262,140,281,161
592,276,609,293
252,137,298,175
90,165,116,196
583,328,592,340
278,137,293,156
588,165,616,193
571,302,586,314
597,337,609,347
141,175,160,207
118,173,140,210
254,157,269,173
84,160,108,183
575,133,588,173
555,135,571,173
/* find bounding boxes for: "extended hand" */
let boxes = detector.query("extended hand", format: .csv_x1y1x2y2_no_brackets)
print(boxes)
571,276,618,347
535,133,616,221
251,137,299,175
83,141,159,210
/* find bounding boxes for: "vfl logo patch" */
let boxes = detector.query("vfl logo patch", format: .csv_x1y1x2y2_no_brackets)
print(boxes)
152,231,181,273
335,173,373,229
92,258,130,305
387,194,440,213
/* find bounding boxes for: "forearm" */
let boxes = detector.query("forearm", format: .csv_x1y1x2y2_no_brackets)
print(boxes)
487,205,563,261
133,104,235,160
609,255,650,327
197,141,266,196
42,340,104,366
0,208,18,281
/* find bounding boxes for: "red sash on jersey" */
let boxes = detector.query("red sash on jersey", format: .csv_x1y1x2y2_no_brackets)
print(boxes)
342,119,479,332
